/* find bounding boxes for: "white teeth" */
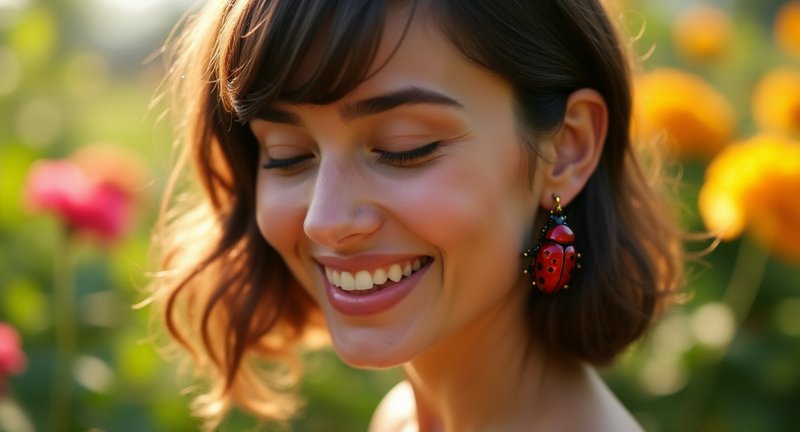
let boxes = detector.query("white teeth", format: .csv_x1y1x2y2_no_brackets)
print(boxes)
324,258,428,290
340,272,355,291
355,271,374,291
387,264,403,282
373,268,388,285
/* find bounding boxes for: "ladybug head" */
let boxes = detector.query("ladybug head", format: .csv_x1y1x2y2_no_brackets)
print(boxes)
549,213,567,225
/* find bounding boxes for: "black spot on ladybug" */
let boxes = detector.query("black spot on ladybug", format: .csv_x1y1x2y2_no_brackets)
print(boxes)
537,263,543,271
538,277,545,285
548,267,554,273
552,259,558,264
544,250,551,256
570,255,575,261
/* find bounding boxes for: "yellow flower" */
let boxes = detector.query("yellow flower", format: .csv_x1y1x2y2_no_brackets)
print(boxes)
672,3,732,63
752,67,800,137
634,68,735,160
775,1,800,57
699,133,800,262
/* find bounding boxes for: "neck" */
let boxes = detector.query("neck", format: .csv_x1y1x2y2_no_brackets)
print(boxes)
402,282,559,432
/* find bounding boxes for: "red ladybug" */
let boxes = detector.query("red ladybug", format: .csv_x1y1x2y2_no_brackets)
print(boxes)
523,197,580,293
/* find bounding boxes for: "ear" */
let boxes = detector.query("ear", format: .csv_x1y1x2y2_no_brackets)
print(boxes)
540,88,608,208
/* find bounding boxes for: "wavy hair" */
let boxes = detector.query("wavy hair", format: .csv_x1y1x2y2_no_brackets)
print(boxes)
151,0,683,428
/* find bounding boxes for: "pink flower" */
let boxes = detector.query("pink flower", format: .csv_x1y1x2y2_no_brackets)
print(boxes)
0,323,27,393
24,159,131,242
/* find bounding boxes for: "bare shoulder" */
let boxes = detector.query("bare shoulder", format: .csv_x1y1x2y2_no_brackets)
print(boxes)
368,380,416,432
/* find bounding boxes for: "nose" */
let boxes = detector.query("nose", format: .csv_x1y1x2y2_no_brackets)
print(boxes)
303,156,383,248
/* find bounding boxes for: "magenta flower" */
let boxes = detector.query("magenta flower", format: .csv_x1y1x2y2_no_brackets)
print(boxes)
24,158,133,243
24,144,148,243
0,323,27,394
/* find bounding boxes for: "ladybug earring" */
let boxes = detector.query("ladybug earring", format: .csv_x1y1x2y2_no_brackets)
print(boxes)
523,194,581,293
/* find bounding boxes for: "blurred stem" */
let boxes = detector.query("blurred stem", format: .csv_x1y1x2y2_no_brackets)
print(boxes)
721,235,771,325
51,226,76,432
677,236,770,431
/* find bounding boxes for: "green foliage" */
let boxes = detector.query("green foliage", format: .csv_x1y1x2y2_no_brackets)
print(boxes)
0,1,798,431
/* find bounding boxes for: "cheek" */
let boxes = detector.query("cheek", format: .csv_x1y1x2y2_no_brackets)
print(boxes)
390,155,536,273
255,173,307,267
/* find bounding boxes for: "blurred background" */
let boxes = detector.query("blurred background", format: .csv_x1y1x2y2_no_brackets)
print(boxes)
1,0,799,431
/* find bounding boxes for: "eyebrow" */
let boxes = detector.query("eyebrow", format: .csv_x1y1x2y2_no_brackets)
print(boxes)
339,86,464,121
254,87,464,126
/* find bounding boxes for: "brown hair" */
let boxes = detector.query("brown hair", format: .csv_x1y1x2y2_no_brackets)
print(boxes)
152,0,683,428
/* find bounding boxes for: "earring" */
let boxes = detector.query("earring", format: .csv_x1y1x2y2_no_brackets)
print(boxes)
523,194,581,293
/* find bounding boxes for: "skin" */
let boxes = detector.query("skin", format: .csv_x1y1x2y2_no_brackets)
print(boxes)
250,3,635,431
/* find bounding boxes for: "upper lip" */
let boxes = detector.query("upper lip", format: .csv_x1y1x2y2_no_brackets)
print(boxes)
314,253,430,272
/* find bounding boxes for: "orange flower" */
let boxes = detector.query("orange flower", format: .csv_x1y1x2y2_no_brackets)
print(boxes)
634,68,735,159
775,1,800,57
752,67,800,137
699,133,800,261
672,3,732,63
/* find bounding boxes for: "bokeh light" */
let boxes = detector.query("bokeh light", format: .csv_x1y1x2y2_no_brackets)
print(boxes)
1,1,799,431
672,3,732,63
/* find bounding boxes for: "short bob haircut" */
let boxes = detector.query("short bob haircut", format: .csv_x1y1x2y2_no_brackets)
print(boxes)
152,0,683,428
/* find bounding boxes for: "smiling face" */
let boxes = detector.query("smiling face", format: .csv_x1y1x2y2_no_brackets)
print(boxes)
250,6,544,367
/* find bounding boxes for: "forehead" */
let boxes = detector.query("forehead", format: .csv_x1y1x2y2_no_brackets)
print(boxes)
287,2,510,111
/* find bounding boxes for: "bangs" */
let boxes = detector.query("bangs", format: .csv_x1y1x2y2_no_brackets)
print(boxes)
217,0,406,122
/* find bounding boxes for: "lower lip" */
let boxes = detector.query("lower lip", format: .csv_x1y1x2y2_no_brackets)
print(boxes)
323,262,431,316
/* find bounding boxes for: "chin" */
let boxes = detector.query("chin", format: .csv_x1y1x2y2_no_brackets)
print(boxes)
329,335,418,370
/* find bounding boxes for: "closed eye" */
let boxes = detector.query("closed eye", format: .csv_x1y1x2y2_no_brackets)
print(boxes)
375,141,441,167
262,154,314,170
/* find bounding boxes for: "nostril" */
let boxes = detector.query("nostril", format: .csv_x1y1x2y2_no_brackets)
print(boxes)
303,204,383,247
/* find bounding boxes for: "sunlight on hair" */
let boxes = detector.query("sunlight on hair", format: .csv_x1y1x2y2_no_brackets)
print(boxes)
689,302,735,349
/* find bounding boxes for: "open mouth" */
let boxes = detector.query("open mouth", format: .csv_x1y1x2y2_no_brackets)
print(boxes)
323,256,432,295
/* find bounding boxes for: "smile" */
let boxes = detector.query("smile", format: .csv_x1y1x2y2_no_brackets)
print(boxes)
324,257,431,292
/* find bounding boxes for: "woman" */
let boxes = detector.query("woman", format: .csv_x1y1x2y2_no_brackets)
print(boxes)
152,0,683,430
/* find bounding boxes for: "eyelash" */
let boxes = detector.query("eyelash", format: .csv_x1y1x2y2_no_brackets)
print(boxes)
374,141,441,166
262,141,441,171
262,154,314,170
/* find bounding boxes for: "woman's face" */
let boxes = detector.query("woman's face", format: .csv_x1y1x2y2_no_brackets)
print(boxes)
250,7,543,367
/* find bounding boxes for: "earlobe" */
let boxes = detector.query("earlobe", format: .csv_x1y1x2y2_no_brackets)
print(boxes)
541,88,608,207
